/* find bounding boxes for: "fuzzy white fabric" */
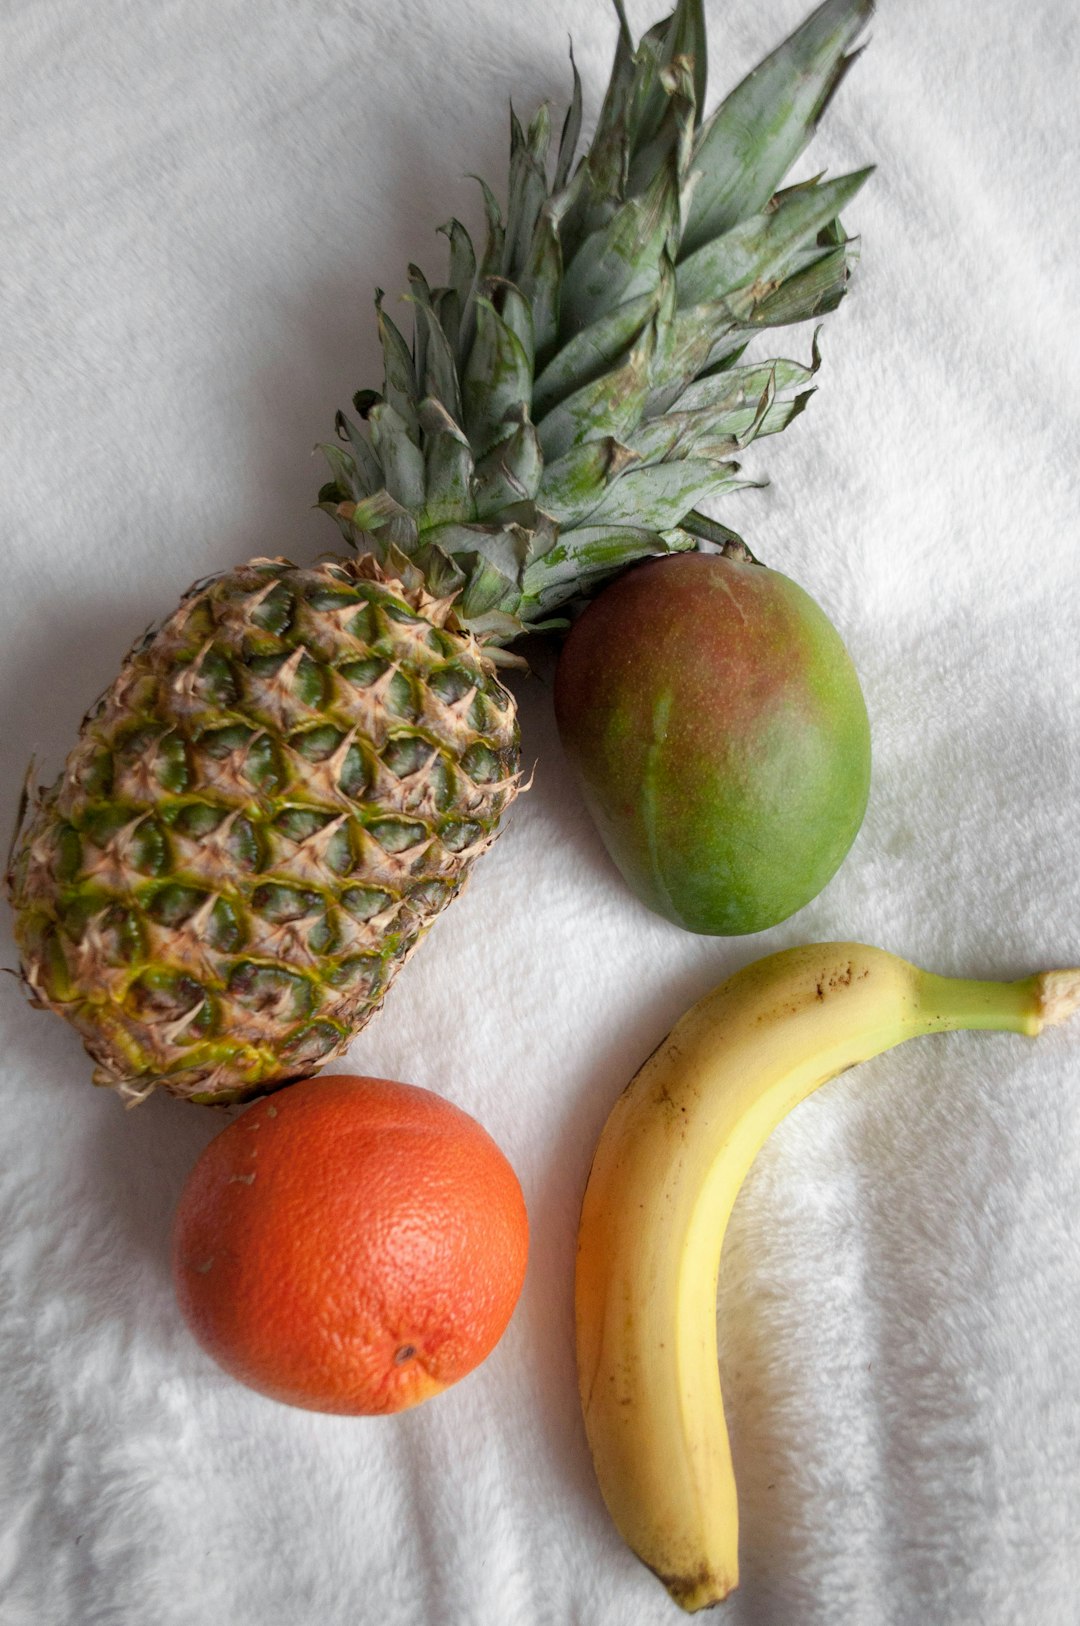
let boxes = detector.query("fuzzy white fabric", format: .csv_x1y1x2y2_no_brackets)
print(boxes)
2,1,1079,1622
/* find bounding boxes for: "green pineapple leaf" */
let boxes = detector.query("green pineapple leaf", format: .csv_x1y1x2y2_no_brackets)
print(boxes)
681,0,873,257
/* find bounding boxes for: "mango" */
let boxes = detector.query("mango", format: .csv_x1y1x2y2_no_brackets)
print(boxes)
553,552,870,935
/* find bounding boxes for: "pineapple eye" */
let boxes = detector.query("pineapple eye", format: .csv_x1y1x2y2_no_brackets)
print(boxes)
289,726,343,763
227,815,260,870
426,628,460,658
76,745,114,799
344,604,380,645
441,820,483,853
154,734,191,794
244,735,285,794
194,647,239,707
323,825,354,875
338,744,370,799
406,879,454,914
460,743,501,783
279,1020,344,1065
425,757,454,810
251,884,322,922
227,962,314,1020
368,818,427,854
246,652,326,709
148,884,207,927
127,968,206,1023
61,898,142,964
325,955,384,999
306,586,360,616
250,583,295,637
173,804,221,837
169,804,259,870
54,824,83,884
428,666,475,706
200,724,253,759
130,818,169,876
306,915,335,955
340,885,392,922
383,736,433,779
81,806,130,847
340,656,387,689
383,601,425,628
113,729,189,795
207,897,243,953
468,692,495,732
273,807,329,843
386,671,417,720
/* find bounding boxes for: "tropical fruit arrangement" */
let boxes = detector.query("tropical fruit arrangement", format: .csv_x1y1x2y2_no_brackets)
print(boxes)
6,0,1077,1614
6,0,873,1105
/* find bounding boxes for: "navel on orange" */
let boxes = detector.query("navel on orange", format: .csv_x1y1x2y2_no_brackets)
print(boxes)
171,1074,528,1414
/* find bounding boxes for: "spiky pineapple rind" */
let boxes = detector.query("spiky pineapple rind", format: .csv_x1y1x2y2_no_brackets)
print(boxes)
7,558,520,1103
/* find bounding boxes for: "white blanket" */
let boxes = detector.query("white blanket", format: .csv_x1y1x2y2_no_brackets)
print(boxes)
2,1,1079,1622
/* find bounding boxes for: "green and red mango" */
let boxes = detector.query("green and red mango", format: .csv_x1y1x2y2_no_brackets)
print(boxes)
553,552,871,935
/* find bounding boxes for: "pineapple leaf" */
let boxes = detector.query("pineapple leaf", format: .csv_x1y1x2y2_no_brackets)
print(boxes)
631,0,707,153
682,0,873,257
368,401,426,512
677,167,873,310
462,294,534,458
418,398,475,528
560,171,674,338
748,234,858,325
406,272,464,424
535,325,655,463
554,43,584,192
533,287,658,420
435,218,478,362
439,216,477,300
670,347,819,414
375,293,420,444
329,412,384,498
522,523,695,617
678,509,755,554
491,281,536,376
469,173,506,276
625,27,701,200
318,438,365,504
421,522,534,619
575,458,737,530
332,489,420,559
504,106,551,284
557,42,693,339
472,419,544,516
535,436,641,528
527,101,552,165
328,0,873,641
517,204,563,364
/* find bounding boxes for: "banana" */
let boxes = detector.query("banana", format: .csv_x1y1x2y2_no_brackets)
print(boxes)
575,941,1080,1612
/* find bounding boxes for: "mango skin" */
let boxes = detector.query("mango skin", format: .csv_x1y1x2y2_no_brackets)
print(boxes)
553,552,871,935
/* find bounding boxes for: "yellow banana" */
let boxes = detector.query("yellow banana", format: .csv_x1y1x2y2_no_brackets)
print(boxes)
575,941,1080,1612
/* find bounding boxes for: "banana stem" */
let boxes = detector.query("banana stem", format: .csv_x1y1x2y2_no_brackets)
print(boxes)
915,969,1080,1038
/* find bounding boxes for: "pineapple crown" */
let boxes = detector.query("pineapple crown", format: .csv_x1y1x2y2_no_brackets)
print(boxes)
318,0,874,652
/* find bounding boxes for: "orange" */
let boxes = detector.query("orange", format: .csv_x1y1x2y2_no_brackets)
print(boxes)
171,1074,528,1414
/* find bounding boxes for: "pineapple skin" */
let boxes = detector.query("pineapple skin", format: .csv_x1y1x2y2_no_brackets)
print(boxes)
6,558,519,1104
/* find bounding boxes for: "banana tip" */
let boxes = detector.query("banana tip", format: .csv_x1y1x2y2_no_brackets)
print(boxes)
1037,969,1080,1029
659,1564,738,1612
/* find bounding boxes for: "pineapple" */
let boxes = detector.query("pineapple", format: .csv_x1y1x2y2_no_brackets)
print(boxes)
6,0,873,1104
